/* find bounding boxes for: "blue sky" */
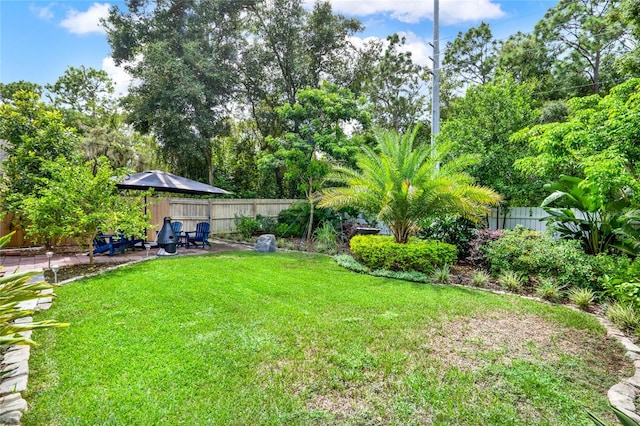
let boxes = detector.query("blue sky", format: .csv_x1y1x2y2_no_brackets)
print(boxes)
1,0,558,97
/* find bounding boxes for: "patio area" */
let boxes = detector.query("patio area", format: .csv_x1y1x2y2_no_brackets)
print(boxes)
0,238,252,275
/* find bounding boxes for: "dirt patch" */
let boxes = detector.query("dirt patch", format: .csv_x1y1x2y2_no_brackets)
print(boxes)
43,262,128,282
425,312,629,375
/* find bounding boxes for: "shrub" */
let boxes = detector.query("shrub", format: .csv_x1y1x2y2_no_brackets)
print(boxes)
568,287,595,311
466,228,505,267
417,216,479,258
333,254,370,274
234,214,278,239
471,270,490,287
277,202,340,238
535,278,565,303
370,269,431,283
606,303,640,333
498,270,525,293
483,226,599,289
314,222,338,254
432,265,451,284
234,215,261,239
349,235,456,273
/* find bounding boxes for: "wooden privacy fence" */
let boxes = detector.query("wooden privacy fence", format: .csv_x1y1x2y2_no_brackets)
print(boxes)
148,198,300,239
1,198,301,248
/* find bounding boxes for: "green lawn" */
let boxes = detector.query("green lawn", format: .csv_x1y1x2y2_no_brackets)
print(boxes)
24,252,629,425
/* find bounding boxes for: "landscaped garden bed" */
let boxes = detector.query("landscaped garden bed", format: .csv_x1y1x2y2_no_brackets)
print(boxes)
24,252,632,425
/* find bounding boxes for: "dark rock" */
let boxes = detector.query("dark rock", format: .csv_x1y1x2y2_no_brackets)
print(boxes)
254,234,276,253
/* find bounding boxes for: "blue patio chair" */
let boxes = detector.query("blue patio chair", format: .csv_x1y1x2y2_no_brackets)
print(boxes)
92,232,127,256
185,222,210,249
171,221,186,247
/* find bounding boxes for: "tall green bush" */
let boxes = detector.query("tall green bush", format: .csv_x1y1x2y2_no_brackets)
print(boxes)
483,226,604,289
349,235,456,273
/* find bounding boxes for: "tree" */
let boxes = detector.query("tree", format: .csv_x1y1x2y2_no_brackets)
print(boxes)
443,22,498,89
439,76,541,206
319,127,501,244
0,81,42,102
496,32,556,100
106,0,252,184
618,0,640,75
45,65,115,128
21,157,150,264
362,34,427,132
262,82,371,238
514,78,640,202
535,0,630,95
0,90,78,212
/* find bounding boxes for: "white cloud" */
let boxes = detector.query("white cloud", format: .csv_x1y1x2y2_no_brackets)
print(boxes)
30,3,55,20
349,32,431,68
323,0,505,24
102,57,131,98
60,3,111,35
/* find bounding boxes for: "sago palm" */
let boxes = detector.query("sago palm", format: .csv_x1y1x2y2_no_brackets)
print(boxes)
319,127,501,243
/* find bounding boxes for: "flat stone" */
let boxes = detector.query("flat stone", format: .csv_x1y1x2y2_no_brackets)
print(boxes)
609,383,637,412
36,302,52,311
36,297,52,304
617,407,640,424
619,337,640,353
0,394,21,406
0,374,28,394
2,347,29,365
16,299,37,311
254,234,276,253
17,330,32,341
26,272,44,284
12,317,32,325
0,396,26,416
626,351,640,361
0,363,27,379
0,410,22,425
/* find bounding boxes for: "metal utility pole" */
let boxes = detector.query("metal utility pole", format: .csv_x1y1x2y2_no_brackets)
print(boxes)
431,0,440,155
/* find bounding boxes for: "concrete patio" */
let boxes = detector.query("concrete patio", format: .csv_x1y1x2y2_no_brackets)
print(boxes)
0,239,252,275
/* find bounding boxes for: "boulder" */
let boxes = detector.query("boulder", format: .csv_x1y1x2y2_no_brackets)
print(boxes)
254,234,277,253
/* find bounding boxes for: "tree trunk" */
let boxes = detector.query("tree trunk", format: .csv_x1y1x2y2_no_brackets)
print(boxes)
306,177,314,244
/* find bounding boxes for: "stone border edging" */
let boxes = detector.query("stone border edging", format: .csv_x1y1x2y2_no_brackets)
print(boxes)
3,257,640,424
0,256,155,425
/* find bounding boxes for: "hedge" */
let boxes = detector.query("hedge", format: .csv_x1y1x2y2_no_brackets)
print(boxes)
349,235,456,273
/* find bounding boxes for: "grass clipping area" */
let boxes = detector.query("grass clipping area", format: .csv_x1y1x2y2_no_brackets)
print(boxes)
25,252,630,425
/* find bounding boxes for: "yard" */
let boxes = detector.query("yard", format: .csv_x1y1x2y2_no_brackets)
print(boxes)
24,251,629,425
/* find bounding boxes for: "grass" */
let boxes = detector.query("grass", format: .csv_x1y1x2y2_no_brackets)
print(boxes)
24,252,629,425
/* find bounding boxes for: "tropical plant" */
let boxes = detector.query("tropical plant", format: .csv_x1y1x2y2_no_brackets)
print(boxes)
535,278,566,303
314,222,338,254
0,233,68,347
569,287,596,311
472,270,491,287
498,270,525,293
483,226,599,289
588,404,640,426
319,127,501,243
417,215,479,258
541,175,640,256
432,265,451,284
606,303,640,333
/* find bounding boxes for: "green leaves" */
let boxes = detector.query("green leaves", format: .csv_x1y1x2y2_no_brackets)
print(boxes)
21,157,151,264
320,127,501,243
541,175,640,256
